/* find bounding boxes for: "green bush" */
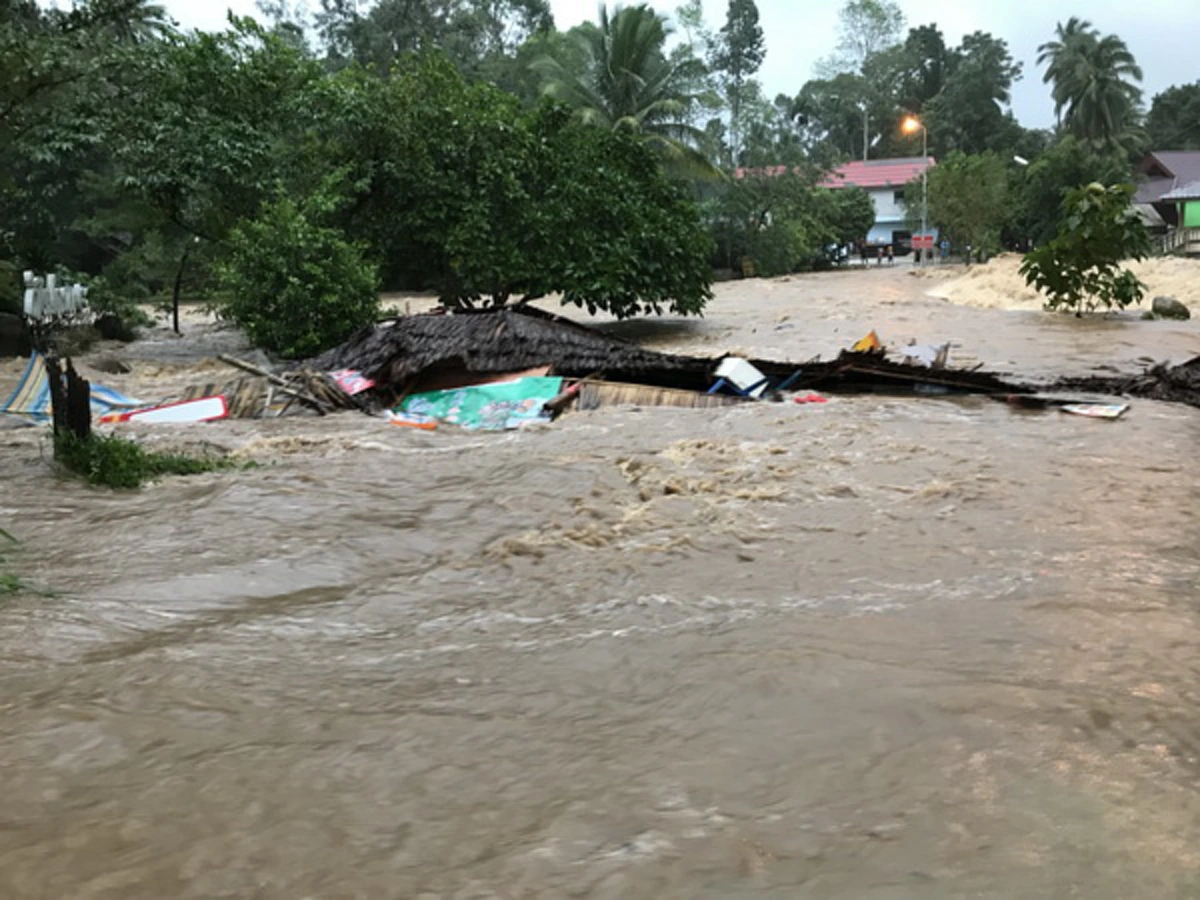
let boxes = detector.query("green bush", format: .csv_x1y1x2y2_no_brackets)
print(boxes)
217,190,380,358
1020,182,1150,314
315,56,713,318
54,431,240,490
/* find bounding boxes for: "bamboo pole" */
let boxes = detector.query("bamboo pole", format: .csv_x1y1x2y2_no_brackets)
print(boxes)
216,354,332,415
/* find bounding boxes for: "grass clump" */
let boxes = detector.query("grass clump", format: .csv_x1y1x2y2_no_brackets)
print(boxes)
0,527,41,596
54,432,241,489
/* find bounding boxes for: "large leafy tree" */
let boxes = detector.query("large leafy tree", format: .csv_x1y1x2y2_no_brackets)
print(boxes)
1146,83,1200,150
910,151,1008,261
708,0,765,165
0,0,168,288
820,0,904,76
923,32,1023,156
110,19,323,244
316,0,552,77
1038,19,1143,148
531,4,713,175
1008,136,1131,246
319,55,713,316
791,72,874,160
891,24,950,114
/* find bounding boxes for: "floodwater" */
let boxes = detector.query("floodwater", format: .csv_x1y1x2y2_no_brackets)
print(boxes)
2,269,1200,898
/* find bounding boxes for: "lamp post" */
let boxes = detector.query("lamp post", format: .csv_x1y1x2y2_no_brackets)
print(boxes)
902,116,928,264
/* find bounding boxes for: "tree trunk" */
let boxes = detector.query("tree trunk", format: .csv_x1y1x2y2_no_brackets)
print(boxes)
171,244,192,335
46,355,91,446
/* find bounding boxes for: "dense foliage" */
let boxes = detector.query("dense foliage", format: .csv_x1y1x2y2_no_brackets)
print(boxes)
217,189,381,359
54,431,242,489
710,171,872,276
909,152,1009,261
1020,183,1150,314
1146,83,1200,151
0,0,1184,349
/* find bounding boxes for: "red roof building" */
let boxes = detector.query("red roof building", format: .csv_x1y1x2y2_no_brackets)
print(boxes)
820,156,936,190
734,156,938,249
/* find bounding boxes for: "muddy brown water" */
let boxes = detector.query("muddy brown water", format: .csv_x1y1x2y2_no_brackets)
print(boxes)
2,270,1200,898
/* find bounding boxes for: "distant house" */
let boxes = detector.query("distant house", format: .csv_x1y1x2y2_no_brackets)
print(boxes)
821,157,936,248
1134,151,1200,229
734,157,937,250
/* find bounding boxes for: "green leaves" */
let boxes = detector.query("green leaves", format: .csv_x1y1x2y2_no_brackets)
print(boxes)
912,151,1008,261
1019,182,1150,314
217,185,380,358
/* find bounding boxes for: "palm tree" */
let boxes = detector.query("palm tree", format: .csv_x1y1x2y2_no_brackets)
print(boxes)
532,3,718,177
104,0,173,44
1037,17,1096,127
1038,19,1143,147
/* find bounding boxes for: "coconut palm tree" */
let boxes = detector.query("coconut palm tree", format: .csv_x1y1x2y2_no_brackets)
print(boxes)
532,3,718,177
1038,19,1143,147
1037,17,1096,127
104,0,173,44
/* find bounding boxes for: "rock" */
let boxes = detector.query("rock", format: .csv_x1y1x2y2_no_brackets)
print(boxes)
51,325,100,357
94,313,139,342
0,312,31,358
1152,296,1191,320
90,354,132,375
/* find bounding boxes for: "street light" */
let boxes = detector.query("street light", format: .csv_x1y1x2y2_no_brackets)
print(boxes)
902,116,928,264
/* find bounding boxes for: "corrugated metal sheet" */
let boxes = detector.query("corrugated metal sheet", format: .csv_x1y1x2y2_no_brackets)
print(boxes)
1137,152,1200,204
1162,179,1200,202
820,157,935,189
734,157,935,188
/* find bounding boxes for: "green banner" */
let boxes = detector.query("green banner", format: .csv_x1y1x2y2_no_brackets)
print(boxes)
397,376,564,431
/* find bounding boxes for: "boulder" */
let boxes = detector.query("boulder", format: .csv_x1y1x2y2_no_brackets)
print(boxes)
90,354,132,375
1152,296,1191,320
95,313,139,342
0,312,31,358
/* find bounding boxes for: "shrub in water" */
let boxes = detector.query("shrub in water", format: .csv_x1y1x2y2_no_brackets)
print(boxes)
54,432,237,490
217,189,380,359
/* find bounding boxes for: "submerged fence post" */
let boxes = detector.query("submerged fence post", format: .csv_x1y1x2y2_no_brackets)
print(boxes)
45,355,91,449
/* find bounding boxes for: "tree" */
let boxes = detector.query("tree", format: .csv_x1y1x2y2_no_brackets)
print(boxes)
102,0,171,44
1147,83,1200,150
923,32,1023,156
708,0,765,164
892,24,950,114
708,169,872,276
1020,182,1150,314
818,185,875,245
314,0,555,76
110,21,323,244
820,0,904,75
1008,136,1131,246
0,0,168,287
792,72,873,159
217,187,380,358
738,89,807,168
526,105,714,317
1038,19,1143,148
532,4,714,176
1036,17,1095,127
910,151,1008,261
322,54,713,316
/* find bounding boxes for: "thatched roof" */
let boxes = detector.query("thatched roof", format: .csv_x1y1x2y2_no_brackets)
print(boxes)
308,307,722,389
307,306,1034,398
1053,355,1200,408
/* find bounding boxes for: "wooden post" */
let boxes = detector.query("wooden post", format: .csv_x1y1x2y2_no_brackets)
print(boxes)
45,355,91,447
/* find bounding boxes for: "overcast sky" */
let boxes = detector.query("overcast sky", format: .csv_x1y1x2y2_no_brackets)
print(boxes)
161,0,1200,130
